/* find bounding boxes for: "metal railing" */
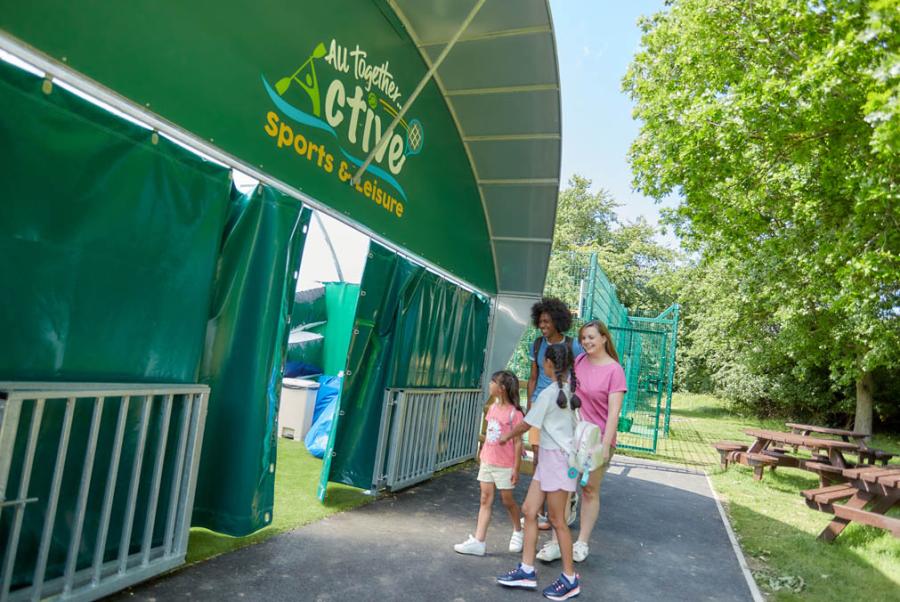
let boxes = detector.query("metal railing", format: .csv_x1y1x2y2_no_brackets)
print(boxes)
371,388,482,491
0,383,209,602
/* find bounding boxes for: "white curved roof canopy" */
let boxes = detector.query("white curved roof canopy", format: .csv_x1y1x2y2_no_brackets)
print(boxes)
388,0,561,297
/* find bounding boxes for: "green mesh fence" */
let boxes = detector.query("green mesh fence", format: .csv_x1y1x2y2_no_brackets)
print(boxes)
507,252,679,453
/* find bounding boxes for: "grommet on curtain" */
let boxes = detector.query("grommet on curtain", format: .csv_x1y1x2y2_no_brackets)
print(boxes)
360,290,366,297
41,77,53,95
345,370,352,376
353,329,359,335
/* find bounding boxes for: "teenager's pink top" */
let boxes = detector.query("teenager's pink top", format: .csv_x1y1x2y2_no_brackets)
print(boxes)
480,401,524,468
574,354,627,444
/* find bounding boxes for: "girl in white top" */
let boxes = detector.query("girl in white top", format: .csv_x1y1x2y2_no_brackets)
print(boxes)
496,343,582,600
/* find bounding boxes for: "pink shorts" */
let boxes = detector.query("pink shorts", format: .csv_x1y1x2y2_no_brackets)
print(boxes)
533,447,577,492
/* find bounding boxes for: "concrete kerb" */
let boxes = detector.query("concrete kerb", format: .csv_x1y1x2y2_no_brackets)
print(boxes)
704,471,766,602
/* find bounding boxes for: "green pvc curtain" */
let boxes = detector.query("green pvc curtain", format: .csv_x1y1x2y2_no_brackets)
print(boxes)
321,282,362,376
0,62,231,383
0,61,231,587
321,243,490,491
192,185,308,536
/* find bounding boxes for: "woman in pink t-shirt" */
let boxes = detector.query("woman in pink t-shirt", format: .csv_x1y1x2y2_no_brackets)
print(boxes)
571,320,626,562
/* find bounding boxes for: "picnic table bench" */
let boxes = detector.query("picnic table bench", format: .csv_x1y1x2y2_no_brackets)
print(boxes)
786,422,895,465
801,466,900,541
723,429,859,481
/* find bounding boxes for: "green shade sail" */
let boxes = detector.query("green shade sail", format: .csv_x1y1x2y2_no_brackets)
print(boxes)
0,0,563,296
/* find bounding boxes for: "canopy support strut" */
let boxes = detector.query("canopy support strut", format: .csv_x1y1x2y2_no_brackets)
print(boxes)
350,0,486,185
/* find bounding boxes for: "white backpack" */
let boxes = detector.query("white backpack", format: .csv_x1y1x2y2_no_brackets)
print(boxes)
568,409,603,475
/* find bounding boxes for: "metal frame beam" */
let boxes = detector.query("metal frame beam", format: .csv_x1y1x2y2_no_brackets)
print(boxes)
416,25,551,48
351,0,487,186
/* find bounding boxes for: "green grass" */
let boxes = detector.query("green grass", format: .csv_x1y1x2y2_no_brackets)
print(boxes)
185,438,372,564
616,393,900,601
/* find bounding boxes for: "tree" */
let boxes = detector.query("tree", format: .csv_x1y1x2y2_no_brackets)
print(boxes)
551,175,618,252
624,0,900,433
543,176,679,316
598,217,679,314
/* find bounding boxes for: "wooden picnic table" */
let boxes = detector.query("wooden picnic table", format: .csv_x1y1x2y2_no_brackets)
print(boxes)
802,465,900,541
786,422,868,445
732,428,860,481
786,422,895,465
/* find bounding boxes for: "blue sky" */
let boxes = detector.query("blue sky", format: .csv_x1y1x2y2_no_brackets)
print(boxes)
550,0,679,248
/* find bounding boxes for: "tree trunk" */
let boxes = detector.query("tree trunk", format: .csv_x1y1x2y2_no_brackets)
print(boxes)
854,371,874,439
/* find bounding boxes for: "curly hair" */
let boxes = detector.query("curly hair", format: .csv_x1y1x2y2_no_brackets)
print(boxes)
530,296,574,333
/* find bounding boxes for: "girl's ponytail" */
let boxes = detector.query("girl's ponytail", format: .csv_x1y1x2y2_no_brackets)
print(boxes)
545,343,575,409
555,371,566,409
570,363,581,410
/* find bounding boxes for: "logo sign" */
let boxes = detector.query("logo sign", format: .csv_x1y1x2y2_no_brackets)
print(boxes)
261,39,426,220
0,0,498,293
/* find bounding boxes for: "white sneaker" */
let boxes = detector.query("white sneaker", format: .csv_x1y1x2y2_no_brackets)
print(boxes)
520,514,552,530
566,492,579,526
509,529,524,553
536,540,561,562
454,534,486,556
573,541,590,562
538,513,551,530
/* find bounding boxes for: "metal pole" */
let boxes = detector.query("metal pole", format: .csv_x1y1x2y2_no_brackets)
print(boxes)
351,0,487,185
31,397,76,601
63,396,105,595
312,211,344,282
92,396,131,586
1,399,44,600
664,304,680,436
585,253,597,320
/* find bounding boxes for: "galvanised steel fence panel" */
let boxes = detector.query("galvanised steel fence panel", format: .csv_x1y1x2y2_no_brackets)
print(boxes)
434,390,483,471
0,383,208,602
373,389,482,492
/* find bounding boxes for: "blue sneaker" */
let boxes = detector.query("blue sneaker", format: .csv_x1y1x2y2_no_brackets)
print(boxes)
543,574,580,600
497,563,537,589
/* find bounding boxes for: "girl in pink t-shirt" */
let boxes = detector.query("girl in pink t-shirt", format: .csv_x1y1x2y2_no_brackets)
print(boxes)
453,371,525,557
